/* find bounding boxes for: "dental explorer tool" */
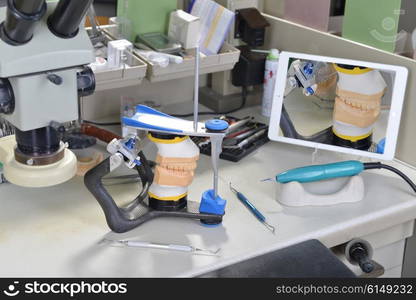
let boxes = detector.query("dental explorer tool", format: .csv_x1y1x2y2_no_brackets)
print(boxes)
223,129,267,150
229,184,276,234
103,239,221,256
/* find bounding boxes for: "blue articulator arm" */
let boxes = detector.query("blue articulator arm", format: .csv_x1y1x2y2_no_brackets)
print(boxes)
122,105,186,133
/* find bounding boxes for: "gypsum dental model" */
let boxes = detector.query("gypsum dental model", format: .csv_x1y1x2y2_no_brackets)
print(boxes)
147,133,200,211
332,65,387,141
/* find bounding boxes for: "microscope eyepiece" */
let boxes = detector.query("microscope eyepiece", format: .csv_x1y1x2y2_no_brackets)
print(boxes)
0,0,46,45
47,0,93,39
13,0,45,15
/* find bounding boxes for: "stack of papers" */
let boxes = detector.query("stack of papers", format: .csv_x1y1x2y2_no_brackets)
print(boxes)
190,0,234,55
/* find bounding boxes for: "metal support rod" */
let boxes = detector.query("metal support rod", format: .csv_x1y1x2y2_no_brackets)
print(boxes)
193,46,200,132
87,5,98,35
210,136,224,199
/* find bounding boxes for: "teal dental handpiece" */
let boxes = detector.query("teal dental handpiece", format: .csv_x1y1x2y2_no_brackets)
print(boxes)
272,160,416,194
276,161,364,184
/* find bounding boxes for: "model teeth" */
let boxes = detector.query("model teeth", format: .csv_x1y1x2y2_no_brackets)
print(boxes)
338,96,379,112
159,163,197,172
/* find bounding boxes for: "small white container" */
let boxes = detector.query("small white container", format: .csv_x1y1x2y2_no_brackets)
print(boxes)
107,39,133,68
168,9,200,50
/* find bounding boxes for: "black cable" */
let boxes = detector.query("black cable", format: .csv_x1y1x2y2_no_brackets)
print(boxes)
170,86,249,118
364,162,416,194
82,120,121,126
170,111,226,118
132,151,154,205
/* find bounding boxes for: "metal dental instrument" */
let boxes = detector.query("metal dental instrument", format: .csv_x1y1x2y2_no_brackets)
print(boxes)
103,239,221,256
226,117,252,136
229,184,276,234
223,127,265,147
87,5,106,47
223,129,267,150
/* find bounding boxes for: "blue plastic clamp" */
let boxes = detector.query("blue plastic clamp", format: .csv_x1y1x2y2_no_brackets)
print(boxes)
199,189,227,225
205,119,229,132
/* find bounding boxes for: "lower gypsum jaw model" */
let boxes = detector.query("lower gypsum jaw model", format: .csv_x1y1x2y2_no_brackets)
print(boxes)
148,133,200,211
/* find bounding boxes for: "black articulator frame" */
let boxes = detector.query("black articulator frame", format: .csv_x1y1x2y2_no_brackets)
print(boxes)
84,151,223,233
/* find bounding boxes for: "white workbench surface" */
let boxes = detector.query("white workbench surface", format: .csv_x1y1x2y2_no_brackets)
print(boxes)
1,106,416,278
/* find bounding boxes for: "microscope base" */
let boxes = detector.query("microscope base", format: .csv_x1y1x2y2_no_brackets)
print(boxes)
0,135,77,187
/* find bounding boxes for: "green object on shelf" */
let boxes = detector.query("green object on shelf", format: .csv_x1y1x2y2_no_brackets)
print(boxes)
117,0,177,41
342,0,402,53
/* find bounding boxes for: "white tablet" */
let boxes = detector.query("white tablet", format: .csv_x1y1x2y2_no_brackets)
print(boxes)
268,51,409,160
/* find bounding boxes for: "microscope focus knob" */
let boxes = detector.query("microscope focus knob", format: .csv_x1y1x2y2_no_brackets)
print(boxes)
77,67,96,97
47,74,63,85
0,78,14,115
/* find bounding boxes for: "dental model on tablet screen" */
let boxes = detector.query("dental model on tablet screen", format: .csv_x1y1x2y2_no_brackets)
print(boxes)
268,52,409,160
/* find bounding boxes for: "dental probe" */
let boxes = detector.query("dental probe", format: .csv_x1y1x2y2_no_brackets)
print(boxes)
229,184,276,234
102,239,221,256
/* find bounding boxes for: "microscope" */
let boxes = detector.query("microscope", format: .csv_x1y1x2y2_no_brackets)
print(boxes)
0,0,96,187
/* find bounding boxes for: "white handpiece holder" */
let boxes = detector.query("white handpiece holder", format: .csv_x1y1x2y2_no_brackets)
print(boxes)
277,175,365,207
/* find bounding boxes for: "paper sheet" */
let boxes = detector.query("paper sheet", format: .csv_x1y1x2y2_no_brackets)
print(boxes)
190,0,234,55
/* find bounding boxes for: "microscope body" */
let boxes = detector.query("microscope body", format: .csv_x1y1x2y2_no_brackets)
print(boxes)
0,1,93,130
0,0,95,187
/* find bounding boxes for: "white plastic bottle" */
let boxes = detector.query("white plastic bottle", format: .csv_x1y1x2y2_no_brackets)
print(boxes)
262,49,280,117
412,27,416,59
